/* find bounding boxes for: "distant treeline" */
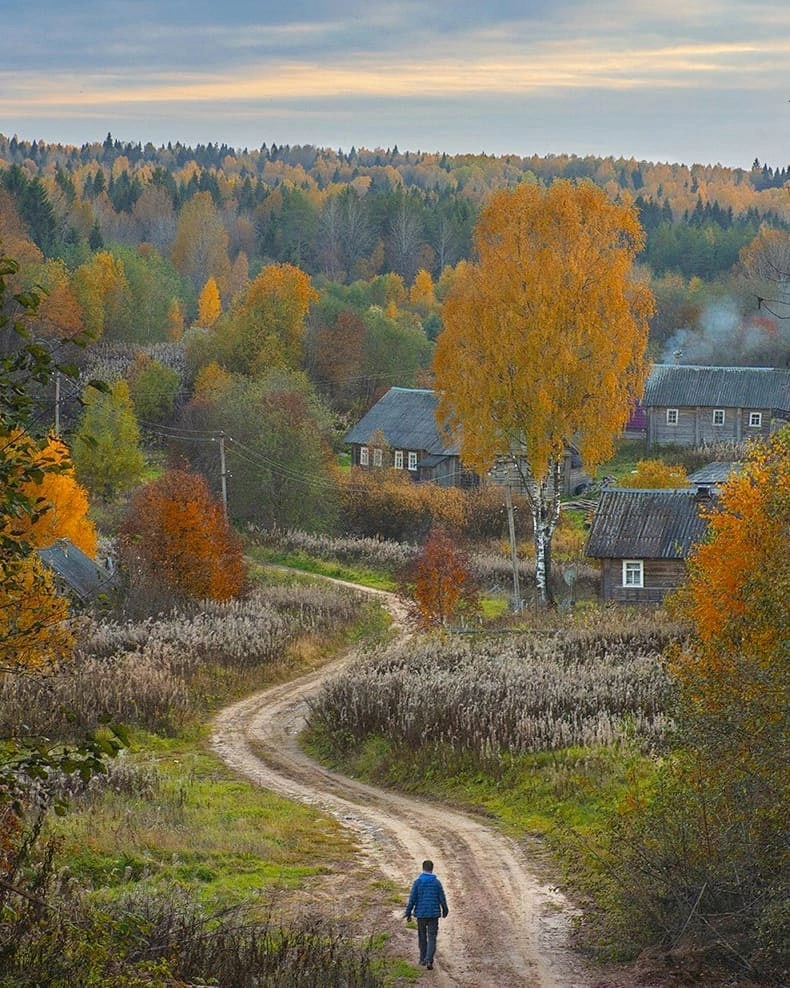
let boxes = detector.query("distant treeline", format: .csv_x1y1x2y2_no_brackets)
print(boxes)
1,133,787,285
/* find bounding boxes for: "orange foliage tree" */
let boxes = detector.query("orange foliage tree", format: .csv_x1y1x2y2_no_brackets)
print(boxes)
670,425,789,782
434,180,653,605
403,526,480,629
120,469,245,602
11,436,97,556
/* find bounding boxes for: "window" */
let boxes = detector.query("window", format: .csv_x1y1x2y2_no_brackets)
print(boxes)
373,448,383,467
712,409,725,426
622,560,644,588
666,408,678,425
394,450,404,470
749,412,762,428
407,451,418,471
359,446,369,466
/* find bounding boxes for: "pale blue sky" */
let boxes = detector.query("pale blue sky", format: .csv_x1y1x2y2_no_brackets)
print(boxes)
3,0,788,168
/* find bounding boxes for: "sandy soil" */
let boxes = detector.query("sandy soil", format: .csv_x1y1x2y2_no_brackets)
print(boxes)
209,584,628,987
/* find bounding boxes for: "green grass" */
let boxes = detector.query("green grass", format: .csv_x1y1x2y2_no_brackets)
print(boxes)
49,739,355,910
247,545,397,592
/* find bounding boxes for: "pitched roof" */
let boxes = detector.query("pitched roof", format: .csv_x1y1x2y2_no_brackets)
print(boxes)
688,461,743,486
344,387,458,455
586,488,710,559
642,364,790,411
38,539,116,602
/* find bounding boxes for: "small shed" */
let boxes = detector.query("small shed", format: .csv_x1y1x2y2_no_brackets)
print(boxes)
642,364,790,447
586,488,710,604
38,538,117,608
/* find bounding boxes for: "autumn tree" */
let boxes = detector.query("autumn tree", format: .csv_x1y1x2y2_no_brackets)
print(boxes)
629,459,690,489
72,249,132,340
434,180,653,605
403,526,480,629
72,379,144,499
120,469,245,603
171,190,231,295
604,428,789,977
0,254,76,670
197,276,221,326
12,435,97,556
210,263,318,375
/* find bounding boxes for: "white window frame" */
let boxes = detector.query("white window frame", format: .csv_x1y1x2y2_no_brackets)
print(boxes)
394,450,404,470
748,412,762,428
666,408,679,425
372,447,383,467
359,445,369,466
712,409,725,426
407,451,418,472
622,560,644,588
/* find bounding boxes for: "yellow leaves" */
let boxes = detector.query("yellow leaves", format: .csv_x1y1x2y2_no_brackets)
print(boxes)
629,459,690,489
434,180,653,482
197,277,222,327
12,436,98,556
0,554,72,671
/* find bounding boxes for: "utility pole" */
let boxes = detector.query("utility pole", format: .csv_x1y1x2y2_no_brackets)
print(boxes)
54,369,61,436
218,430,228,519
504,481,522,612
490,457,522,612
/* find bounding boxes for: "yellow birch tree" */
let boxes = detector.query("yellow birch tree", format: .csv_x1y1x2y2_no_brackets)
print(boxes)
433,180,653,605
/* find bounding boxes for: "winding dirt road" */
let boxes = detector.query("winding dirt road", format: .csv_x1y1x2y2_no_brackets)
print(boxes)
209,586,598,987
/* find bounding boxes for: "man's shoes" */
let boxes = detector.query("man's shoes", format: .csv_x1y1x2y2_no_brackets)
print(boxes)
426,962,433,969
419,960,426,966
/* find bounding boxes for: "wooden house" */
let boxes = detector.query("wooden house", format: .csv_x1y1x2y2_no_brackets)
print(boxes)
585,488,710,604
345,387,586,494
642,364,790,448
344,387,477,487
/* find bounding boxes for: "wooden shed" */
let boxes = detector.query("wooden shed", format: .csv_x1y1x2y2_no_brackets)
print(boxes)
586,488,711,604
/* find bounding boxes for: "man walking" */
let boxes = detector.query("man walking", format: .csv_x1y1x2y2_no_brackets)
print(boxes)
404,859,449,970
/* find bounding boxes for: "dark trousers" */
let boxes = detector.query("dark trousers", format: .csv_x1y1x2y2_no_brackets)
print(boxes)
417,915,439,965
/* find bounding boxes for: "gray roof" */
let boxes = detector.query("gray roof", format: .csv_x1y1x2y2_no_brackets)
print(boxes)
642,364,790,411
688,461,743,485
38,539,116,602
586,488,710,559
344,387,458,455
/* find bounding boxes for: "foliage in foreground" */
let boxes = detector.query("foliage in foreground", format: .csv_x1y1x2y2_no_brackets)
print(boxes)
2,879,382,987
596,429,789,980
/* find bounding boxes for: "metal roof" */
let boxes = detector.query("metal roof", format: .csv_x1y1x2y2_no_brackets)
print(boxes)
642,364,790,411
586,488,710,559
38,539,116,602
344,387,458,455
688,461,743,485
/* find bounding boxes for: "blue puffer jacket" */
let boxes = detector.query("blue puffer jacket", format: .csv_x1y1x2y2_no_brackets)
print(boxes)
405,872,448,919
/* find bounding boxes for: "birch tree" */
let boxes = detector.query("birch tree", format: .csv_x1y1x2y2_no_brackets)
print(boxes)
433,180,653,605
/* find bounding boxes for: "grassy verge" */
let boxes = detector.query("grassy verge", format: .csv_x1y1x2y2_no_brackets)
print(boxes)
247,544,397,591
26,592,409,985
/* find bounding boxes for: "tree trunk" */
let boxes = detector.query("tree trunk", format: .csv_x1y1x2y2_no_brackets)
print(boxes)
523,458,563,608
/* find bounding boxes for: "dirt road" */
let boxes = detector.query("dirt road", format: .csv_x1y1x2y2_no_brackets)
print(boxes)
209,586,597,987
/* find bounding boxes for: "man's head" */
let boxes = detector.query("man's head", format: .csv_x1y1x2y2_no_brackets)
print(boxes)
422,860,434,873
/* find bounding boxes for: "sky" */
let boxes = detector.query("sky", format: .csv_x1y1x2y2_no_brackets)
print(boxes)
2,0,789,170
